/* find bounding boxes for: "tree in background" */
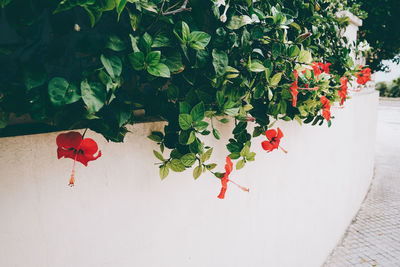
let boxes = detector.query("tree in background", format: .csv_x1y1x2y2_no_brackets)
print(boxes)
377,77,400,98
349,0,400,71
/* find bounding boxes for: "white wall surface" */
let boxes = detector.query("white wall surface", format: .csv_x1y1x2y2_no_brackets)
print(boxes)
0,90,379,267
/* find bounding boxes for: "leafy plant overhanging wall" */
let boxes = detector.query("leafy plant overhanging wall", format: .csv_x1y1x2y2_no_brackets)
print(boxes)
0,0,371,198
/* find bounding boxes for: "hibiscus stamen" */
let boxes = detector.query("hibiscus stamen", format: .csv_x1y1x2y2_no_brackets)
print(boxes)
69,169,75,187
229,179,250,192
69,150,79,187
279,145,288,154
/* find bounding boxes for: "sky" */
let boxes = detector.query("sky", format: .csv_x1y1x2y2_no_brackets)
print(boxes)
374,60,400,83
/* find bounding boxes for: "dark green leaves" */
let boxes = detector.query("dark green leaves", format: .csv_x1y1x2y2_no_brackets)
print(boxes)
48,78,81,106
179,114,192,130
101,54,122,79
81,80,106,113
147,63,170,78
190,102,205,122
188,32,211,50
212,49,228,77
129,52,145,70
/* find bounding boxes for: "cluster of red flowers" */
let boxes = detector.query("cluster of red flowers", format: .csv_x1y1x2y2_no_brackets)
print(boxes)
356,66,371,85
56,131,101,186
320,96,331,121
217,156,249,199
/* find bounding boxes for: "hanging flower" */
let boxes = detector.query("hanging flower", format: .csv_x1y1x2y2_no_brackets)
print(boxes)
217,156,249,199
356,66,371,85
56,131,102,186
261,127,287,153
338,76,348,106
318,62,332,74
290,70,299,107
320,96,331,121
311,62,322,81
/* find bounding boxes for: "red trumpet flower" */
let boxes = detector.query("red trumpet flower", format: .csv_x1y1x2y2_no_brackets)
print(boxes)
261,127,287,153
338,76,348,106
56,131,101,186
320,96,331,121
290,70,299,107
356,66,371,85
217,156,249,199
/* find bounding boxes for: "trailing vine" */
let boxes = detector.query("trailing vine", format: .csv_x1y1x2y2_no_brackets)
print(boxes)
0,0,371,196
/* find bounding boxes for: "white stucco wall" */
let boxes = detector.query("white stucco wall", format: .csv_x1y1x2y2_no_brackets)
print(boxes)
0,90,378,267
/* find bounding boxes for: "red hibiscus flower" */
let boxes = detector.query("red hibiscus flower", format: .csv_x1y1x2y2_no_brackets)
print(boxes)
318,62,332,74
217,156,249,199
338,76,348,106
290,70,299,107
311,62,322,81
320,96,331,121
356,66,371,85
261,127,287,153
56,131,101,186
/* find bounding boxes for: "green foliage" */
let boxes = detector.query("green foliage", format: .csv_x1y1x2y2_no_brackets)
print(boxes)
349,0,400,70
377,77,400,98
0,0,363,180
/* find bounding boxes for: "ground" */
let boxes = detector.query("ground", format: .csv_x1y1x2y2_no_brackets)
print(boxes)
323,99,400,266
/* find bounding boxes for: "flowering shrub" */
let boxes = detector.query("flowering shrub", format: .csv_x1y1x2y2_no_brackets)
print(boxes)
0,1,370,193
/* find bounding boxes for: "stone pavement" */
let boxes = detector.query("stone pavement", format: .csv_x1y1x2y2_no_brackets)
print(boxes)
323,99,400,267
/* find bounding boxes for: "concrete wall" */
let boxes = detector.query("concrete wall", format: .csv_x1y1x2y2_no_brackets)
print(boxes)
0,90,379,267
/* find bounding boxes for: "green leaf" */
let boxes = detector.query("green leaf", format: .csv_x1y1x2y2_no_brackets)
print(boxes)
115,0,127,20
289,45,300,57
169,159,186,172
194,121,209,131
298,49,313,64
220,118,229,124
188,31,211,50
174,21,190,44
179,102,191,114
200,148,213,163
148,134,162,142
160,165,169,180
181,153,196,167
193,166,202,179
145,51,161,67
212,128,220,140
190,102,205,122
152,32,171,48
249,60,265,72
139,32,153,54
212,49,228,77
81,80,106,113
147,63,170,78
270,73,282,86
179,114,193,130
48,77,81,106
182,22,190,42
153,150,165,161
106,35,126,52
100,54,122,79
227,15,252,30
129,52,145,70
23,65,47,91
165,50,184,73
236,159,245,170
205,163,217,170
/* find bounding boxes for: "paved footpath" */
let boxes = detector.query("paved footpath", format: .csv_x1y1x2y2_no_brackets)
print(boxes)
323,99,400,267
